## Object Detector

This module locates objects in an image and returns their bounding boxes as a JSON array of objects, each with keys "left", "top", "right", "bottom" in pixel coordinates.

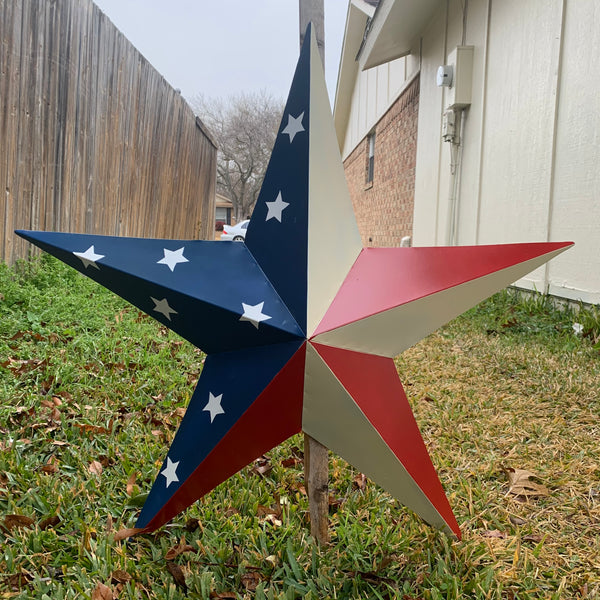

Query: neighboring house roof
[
  {"left": 215, "top": 193, "right": 233, "bottom": 208},
  {"left": 358, "top": 0, "right": 441, "bottom": 70}
]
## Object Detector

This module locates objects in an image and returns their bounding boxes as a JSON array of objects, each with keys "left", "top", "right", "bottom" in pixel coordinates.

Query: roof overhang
[
  {"left": 333, "top": 0, "right": 376, "bottom": 153},
  {"left": 358, "top": 0, "right": 441, "bottom": 70}
]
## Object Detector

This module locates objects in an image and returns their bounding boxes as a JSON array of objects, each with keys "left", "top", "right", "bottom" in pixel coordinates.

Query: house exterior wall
[
  {"left": 343, "top": 75, "right": 419, "bottom": 247},
  {"left": 413, "top": 0, "right": 600, "bottom": 304},
  {"left": 341, "top": 53, "right": 420, "bottom": 160},
  {"left": 338, "top": 0, "right": 600, "bottom": 304}
]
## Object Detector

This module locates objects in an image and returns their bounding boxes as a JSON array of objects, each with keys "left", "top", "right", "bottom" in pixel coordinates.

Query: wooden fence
[{"left": 0, "top": 0, "right": 217, "bottom": 265}]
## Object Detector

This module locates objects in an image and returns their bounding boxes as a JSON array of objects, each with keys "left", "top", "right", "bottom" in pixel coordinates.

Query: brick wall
[{"left": 343, "top": 75, "right": 419, "bottom": 247}]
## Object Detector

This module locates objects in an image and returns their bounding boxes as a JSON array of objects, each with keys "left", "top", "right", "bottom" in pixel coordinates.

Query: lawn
[{"left": 0, "top": 255, "right": 599, "bottom": 599}]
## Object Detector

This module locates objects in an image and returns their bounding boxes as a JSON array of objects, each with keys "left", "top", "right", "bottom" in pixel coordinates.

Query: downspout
[
  {"left": 444, "top": 0, "right": 469, "bottom": 246},
  {"left": 446, "top": 109, "right": 464, "bottom": 245}
]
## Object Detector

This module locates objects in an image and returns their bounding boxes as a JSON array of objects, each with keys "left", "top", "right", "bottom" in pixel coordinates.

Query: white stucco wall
[{"left": 349, "top": 0, "right": 600, "bottom": 303}]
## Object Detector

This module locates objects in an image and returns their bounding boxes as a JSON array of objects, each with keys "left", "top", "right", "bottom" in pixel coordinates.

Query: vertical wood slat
[{"left": 0, "top": 0, "right": 217, "bottom": 265}]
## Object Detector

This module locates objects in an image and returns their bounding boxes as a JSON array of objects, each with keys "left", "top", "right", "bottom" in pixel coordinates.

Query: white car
[{"left": 220, "top": 220, "right": 249, "bottom": 242}]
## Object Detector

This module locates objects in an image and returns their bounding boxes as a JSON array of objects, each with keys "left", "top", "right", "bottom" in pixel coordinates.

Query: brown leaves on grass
[
  {"left": 40, "top": 455, "right": 59, "bottom": 474},
  {"left": 1, "top": 357, "right": 48, "bottom": 375},
  {"left": 73, "top": 420, "right": 114, "bottom": 436},
  {"left": 113, "top": 527, "right": 147, "bottom": 541},
  {"left": 241, "top": 570, "right": 262, "bottom": 591},
  {"left": 3, "top": 514, "right": 35, "bottom": 531},
  {"left": 281, "top": 456, "right": 302, "bottom": 468},
  {"left": 89, "top": 460, "right": 104, "bottom": 475},
  {"left": 39, "top": 515, "right": 61, "bottom": 530},
  {"left": 110, "top": 570, "right": 132, "bottom": 585},
  {"left": 91, "top": 582, "right": 114, "bottom": 600},
  {"left": 252, "top": 455, "right": 272, "bottom": 477},
  {"left": 353, "top": 472, "right": 368, "bottom": 491},
  {"left": 165, "top": 539, "right": 196, "bottom": 560},
  {"left": 166, "top": 561, "right": 187, "bottom": 592},
  {"left": 2, "top": 513, "right": 60, "bottom": 533},
  {"left": 4, "top": 571, "right": 32, "bottom": 592},
  {"left": 126, "top": 472, "right": 137, "bottom": 496},
  {"left": 503, "top": 467, "right": 549, "bottom": 498},
  {"left": 257, "top": 504, "right": 282, "bottom": 527}
]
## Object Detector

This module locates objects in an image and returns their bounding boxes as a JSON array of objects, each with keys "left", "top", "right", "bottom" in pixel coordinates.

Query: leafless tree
[{"left": 192, "top": 91, "right": 284, "bottom": 221}]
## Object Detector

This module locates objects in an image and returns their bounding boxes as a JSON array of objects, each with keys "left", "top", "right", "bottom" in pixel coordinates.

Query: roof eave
[
  {"left": 333, "top": 0, "right": 376, "bottom": 153},
  {"left": 358, "top": 0, "right": 441, "bottom": 71}
]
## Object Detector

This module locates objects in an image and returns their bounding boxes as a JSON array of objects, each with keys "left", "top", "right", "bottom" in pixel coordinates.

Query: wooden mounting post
[
  {"left": 304, "top": 433, "right": 329, "bottom": 544},
  {"left": 299, "top": 0, "right": 329, "bottom": 545}
]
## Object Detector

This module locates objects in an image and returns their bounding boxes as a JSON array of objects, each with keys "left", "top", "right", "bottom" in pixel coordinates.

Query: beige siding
[
  {"left": 341, "top": 55, "right": 419, "bottom": 158},
  {"left": 546, "top": 0, "right": 600, "bottom": 300},
  {"left": 410, "top": 0, "right": 600, "bottom": 303}
]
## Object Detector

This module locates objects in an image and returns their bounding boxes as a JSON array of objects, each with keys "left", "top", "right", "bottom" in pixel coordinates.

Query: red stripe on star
[
  {"left": 312, "top": 343, "right": 461, "bottom": 538},
  {"left": 143, "top": 343, "right": 307, "bottom": 531},
  {"left": 314, "top": 242, "right": 573, "bottom": 336}
]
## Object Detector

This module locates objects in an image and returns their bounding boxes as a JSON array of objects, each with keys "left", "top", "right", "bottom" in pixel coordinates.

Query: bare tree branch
[{"left": 191, "top": 91, "right": 284, "bottom": 221}]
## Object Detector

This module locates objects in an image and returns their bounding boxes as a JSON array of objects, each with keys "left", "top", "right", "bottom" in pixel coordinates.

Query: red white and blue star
[{"left": 17, "top": 25, "right": 572, "bottom": 539}]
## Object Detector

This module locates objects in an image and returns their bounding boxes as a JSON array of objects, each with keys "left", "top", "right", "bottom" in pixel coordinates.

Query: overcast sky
[{"left": 93, "top": 0, "right": 348, "bottom": 105}]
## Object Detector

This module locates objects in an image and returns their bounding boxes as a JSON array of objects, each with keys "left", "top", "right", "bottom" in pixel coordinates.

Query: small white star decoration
[{"left": 157, "top": 247, "right": 188, "bottom": 272}]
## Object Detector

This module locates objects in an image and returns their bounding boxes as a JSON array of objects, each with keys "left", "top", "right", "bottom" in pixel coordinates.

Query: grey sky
[{"left": 93, "top": 0, "right": 348, "bottom": 105}]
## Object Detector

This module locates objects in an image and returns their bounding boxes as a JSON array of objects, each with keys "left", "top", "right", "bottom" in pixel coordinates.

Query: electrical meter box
[{"left": 446, "top": 46, "right": 474, "bottom": 109}]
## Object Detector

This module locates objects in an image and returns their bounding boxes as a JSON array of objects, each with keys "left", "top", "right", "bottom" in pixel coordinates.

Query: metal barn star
[{"left": 17, "top": 27, "right": 571, "bottom": 538}]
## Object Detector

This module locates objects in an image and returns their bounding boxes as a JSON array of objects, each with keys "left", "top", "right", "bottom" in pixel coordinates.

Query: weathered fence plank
[{"left": 1, "top": 0, "right": 217, "bottom": 265}]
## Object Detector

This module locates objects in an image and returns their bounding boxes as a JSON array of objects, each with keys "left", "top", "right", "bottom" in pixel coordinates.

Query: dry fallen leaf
[
  {"left": 113, "top": 527, "right": 146, "bottom": 541},
  {"left": 5, "top": 571, "right": 31, "bottom": 591},
  {"left": 40, "top": 457, "right": 59, "bottom": 474},
  {"left": 91, "top": 582, "right": 113, "bottom": 600},
  {"left": 252, "top": 456, "right": 272, "bottom": 477},
  {"left": 39, "top": 515, "right": 60, "bottom": 530},
  {"left": 89, "top": 460, "right": 103, "bottom": 475},
  {"left": 165, "top": 541, "right": 196, "bottom": 560},
  {"left": 241, "top": 571, "right": 262, "bottom": 591},
  {"left": 504, "top": 467, "right": 549, "bottom": 497},
  {"left": 111, "top": 570, "right": 132, "bottom": 584},
  {"left": 353, "top": 472, "right": 367, "bottom": 491},
  {"left": 523, "top": 533, "right": 544, "bottom": 544},
  {"left": 509, "top": 515, "right": 527, "bottom": 526},
  {"left": 481, "top": 529, "right": 507, "bottom": 539},
  {"left": 126, "top": 472, "right": 137, "bottom": 496},
  {"left": 4, "top": 514, "right": 35, "bottom": 531},
  {"left": 166, "top": 561, "right": 187, "bottom": 592}
]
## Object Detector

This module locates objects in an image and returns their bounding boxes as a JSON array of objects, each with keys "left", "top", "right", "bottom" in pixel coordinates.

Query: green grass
[{"left": 1, "top": 256, "right": 599, "bottom": 599}]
